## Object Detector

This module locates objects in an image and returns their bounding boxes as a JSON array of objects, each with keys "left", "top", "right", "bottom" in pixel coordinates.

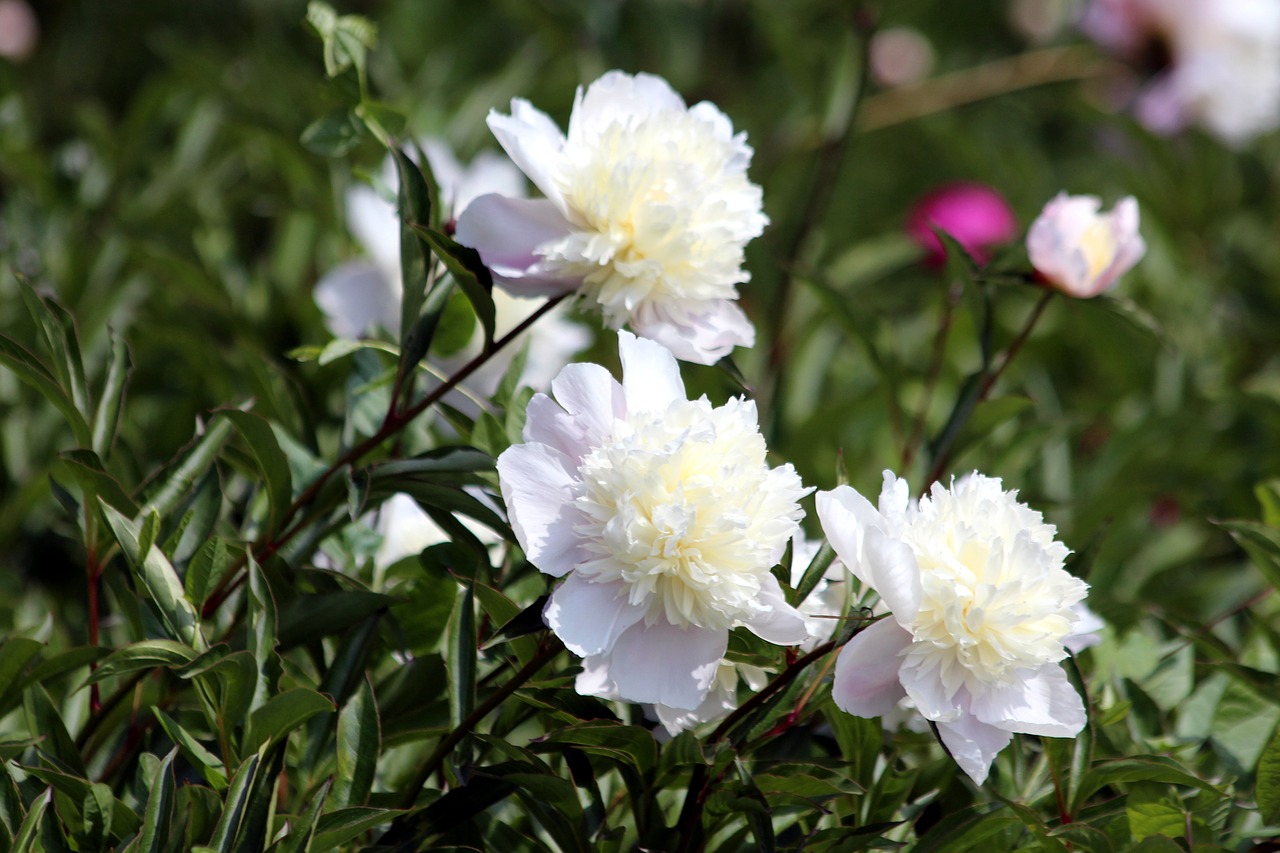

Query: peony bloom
[
  {"left": 905, "top": 183, "right": 1018, "bottom": 268},
  {"left": 314, "top": 140, "right": 590, "bottom": 392},
  {"left": 498, "top": 331, "right": 811, "bottom": 710},
  {"left": 456, "top": 71, "right": 767, "bottom": 366},
  {"left": 816, "top": 471, "right": 1089, "bottom": 785},
  {"left": 1081, "top": 0, "right": 1280, "bottom": 145},
  {"left": 1026, "top": 192, "right": 1145, "bottom": 298}
]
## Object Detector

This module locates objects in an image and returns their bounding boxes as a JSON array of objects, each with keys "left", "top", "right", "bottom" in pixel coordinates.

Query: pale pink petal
[
  {"left": 486, "top": 99, "right": 567, "bottom": 208},
  {"left": 606, "top": 621, "right": 727, "bottom": 710},
  {"left": 741, "top": 573, "right": 810, "bottom": 645},
  {"left": 630, "top": 299, "right": 755, "bottom": 366},
  {"left": 969, "top": 664, "right": 1086, "bottom": 737},
  {"left": 935, "top": 713, "right": 1013, "bottom": 785},
  {"left": 831, "top": 618, "right": 912, "bottom": 718},
  {"left": 454, "top": 194, "right": 578, "bottom": 296},
  {"left": 617, "top": 330, "right": 686, "bottom": 415},
  {"left": 495, "top": 443, "right": 586, "bottom": 576},
  {"left": 314, "top": 261, "right": 400, "bottom": 339},
  {"left": 549, "top": 362, "right": 625, "bottom": 448},
  {"left": 543, "top": 575, "right": 645, "bottom": 657},
  {"left": 521, "top": 394, "right": 585, "bottom": 461}
]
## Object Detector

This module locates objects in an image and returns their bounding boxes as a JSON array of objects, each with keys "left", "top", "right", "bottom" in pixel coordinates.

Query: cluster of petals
[
  {"left": 1081, "top": 0, "right": 1280, "bottom": 145},
  {"left": 312, "top": 140, "right": 589, "bottom": 392},
  {"left": 905, "top": 182, "right": 1018, "bottom": 268},
  {"left": 497, "top": 332, "right": 810, "bottom": 711},
  {"left": 816, "top": 471, "right": 1090, "bottom": 784},
  {"left": 1027, "top": 192, "right": 1145, "bottom": 298},
  {"left": 456, "top": 70, "right": 768, "bottom": 365}
]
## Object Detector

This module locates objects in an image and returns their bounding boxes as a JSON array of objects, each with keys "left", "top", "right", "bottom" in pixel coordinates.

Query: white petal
[
  {"left": 831, "top": 618, "right": 912, "bottom": 718},
  {"left": 815, "top": 485, "right": 884, "bottom": 589},
  {"left": 575, "top": 653, "right": 621, "bottom": 700},
  {"left": 741, "top": 573, "right": 810, "bottom": 645},
  {"left": 899, "top": 654, "right": 964, "bottom": 723},
  {"left": 617, "top": 330, "right": 686, "bottom": 415},
  {"left": 487, "top": 99, "right": 567, "bottom": 208},
  {"left": 373, "top": 493, "right": 448, "bottom": 569},
  {"left": 568, "top": 70, "right": 686, "bottom": 142},
  {"left": 454, "top": 194, "right": 578, "bottom": 296},
  {"left": 345, "top": 178, "right": 402, "bottom": 278},
  {"left": 935, "top": 713, "right": 1013, "bottom": 785},
  {"left": 606, "top": 621, "right": 727, "bottom": 710},
  {"left": 862, "top": 526, "right": 922, "bottom": 622},
  {"left": 543, "top": 575, "right": 645, "bottom": 657},
  {"left": 314, "top": 261, "right": 401, "bottom": 340},
  {"left": 969, "top": 664, "right": 1086, "bottom": 737},
  {"left": 454, "top": 150, "right": 529, "bottom": 214},
  {"left": 419, "top": 138, "right": 464, "bottom": 203},
  {"left": 549, "top": 362, "right": 624, "bottom": 449},
  {"left": 495, "top": 443, "right": 586, "bottom": 576},
  {"left": 629, "top": 299, "right": 755, "bottom": 365}
]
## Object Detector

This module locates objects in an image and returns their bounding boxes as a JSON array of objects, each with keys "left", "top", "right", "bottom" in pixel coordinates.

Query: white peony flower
[
  {"left": 652, "top": 660, "right": 771, "bottom": 735},
  {"left": 816, "top": 471, "right": 1089, "bottom": 785},
  {"left": 1082, "top": 0, "right": 1280, "bottom": 145},
  {"left": 1027, "top": 192, "right": 1145, "bottom": 298},
  {"left": 455, "top": 71, "right": 767, "bottom": 366},
  {"left": 498, "top": 331, "right": 811, "bottom": 710},
  {"left": 314, "top": 140, "right": 591, "bottom": 391}
]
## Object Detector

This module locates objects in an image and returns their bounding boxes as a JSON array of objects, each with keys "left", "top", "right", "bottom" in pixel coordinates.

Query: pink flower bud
[
  {"left": 905, "top": 182, "right": 1018, "bottom": 267},
  {"left": 1027, "top": 193, "right": 1145, "bottom": 298}
]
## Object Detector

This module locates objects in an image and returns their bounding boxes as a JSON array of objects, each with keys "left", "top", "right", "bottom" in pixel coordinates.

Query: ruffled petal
[
  {"left": 741, "top": 573, "right": 810, "bottom": 646},
  {"left": 629, "top": 298, "right": 755, "bottom": 365},
  {"left": 486, "top": 99, "right": 568, "bottom": 208},
  {"left": 606, "top": 621, "right": 727, "bottom": 710},
  {"left": 935, "top": 713, "right": 1013, "bottom": 785},
  {"left": 543, "top": 575, "right": 645, "bottom": 657},
  {"left": 495, "top": 443, "right": 586, "bottom": 576},
  {"left": 568, "top": 70, "right": 687, "bottom": 142},
  {"left": 454, "top": 194, "right": 578, "bottom": 295},
  {"left": 899, "top": 654, "right": 965, "bottom": 723},
  {"left": 617, "top": 330, "right": 686, "bottom": 415},
  {"left": 968, "top": 664, "right": 1086, "bottom": 738},
  {"left": 831, "top": 618, "right": 912, "bottom": 718}
]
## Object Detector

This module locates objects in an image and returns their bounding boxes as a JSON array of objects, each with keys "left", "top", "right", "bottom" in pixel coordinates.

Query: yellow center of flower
[
  {"left": 1078, "top": 219, "right": 1118, "bottom": 282},
  {"left": 572, "top": 398, "right": 805, "bottom": 630}
]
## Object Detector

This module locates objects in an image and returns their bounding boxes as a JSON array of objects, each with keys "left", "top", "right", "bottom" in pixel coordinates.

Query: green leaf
[
  {"left": 10, "top": 788, "right": 50, "bottom": 853},
  {"left": 418, "top": 226, "right": 496, "bottom": 348},
  {"left": 792, "top": 540, "right": 837, "bottom": 606},
  {"left": 81, "top": 782, "right": 115, "bottom": 849},
  {"left": 313, "top": 807, "right": 406, "bottom": 851},
  {"left": 0, "top": 638, "right": 44, "bottom": 709},
  {"left": 135, "top": 748, "right": 177, "bottom": 853},
  {"left": 1126, "top": 782, "right": 1188, "bottom": 843},
  {"left": 304, "top": 1, "right": 376, "bottom": 80},
  {"left": 1257, "top": 480, "right": 1280, "bottom": 529},
  {"left": 1078, "top": 757, "right": 1220, "bottom": 804},
  {"left": 220, "top": 409, "right": 294, "bottom": 536},
  {"left": 57, "top": 449, "right": 138, "bottom": 518},
  {"left": 535, "top": 722, "right": 658, "bottom": 776},
  {"left": 23, "top": 682, "right": 86, "bottom": 777},
  {"left": 185, "top": 537, "right": 230, "bottom": 610},
  {"left": 242, "top": 688, "right": 334, "bottom": 755},
  {"left": 98, "top": 502, "right": 205, "bottom": 650},
  {"left": 203, "top": 751, "right": 262, "bottom": 853},
  {"left": 0, "top": 760, "right": 23, "bottom": 844},
  {"left": 140, "top": 418, "right": 233, "bottom": 520},
  {"left": 246, "top": 558, "right": 280, "bottom": 715},
  {"left": 175, "top": 646, "right": 258, "bottom": 730},
  {"left": 85, "top": 639, "right": 199, "bottom": 685},
  {"left": 1258, "top": 725, "right": 1280, "bottom": 824},
  {"left": 392, "top": 147, "right": 433, "bottom": 356},
  {"left": 276, "top": 591, "right": 398, "bottom": 650},
  {"left": 333, "top": 676, "right": 380, "bottom": 809},
  {"left": 0, "top": 333, "right": 93, "bottom": 447},
  {"left": 269, "top": 778, "right": 330, "bottom": 853},
  {"left": 447, "top": 583, "right": 477, "bottom": 732},
  {"left": 18, "top": 765, "right": 141, "bottom": 840},
  {"left": 152, "top": 708, "right": 227, "bottom": 789},
  {"left": 300, "top": 110, "right": 364, "bottom": 157},
  {"left": 91, "top": 328, "right": 131, "bottom": 457}
]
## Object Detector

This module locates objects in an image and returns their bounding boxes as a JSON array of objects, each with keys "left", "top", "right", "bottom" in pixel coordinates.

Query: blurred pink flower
[
  {"left": 905, "top": 182, "right": 1018, "bottom": 267},
  {"left": 0, "top": 0, "right": 37, "bottom": 63},
  {"left": 1027, "top": 192, "right": 1145, "bottom": 298},
  {"left": 1081, "top": 0, "right": 1280, "bottom": 145}
]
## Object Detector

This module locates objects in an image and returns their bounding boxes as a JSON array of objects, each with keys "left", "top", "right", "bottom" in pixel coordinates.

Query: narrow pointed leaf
[
  {"left": 141, "top": 418, "right": 233, "bottom": 520},
  {"left": 91, "top": 328, "right": 132, "bottom": 456},
  {"left": 220, "top": 410, "right": 294, "bottom": 535},
  {"left": 242, "top": 689, "right": 335, "bottom": 755},
  {"left": 136, "top": 748, "right": 177, "bottom": 853},
  {"left": 333, "top": 676, "right": 379, "bottom": 809}
]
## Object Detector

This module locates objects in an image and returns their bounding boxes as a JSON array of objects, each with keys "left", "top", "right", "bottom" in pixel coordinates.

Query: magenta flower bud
[{"left": 905, "top": 182, "right": 1019, "bottom": 268}]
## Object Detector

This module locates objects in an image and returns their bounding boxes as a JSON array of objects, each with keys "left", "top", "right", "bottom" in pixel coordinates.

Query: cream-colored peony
[
  {"left": 456, "top": 71, "right": 767, "bottom": 365},
  {"left": 498, "top": 332, "right": 810, "bottom": 710},
  {"left": 817, "top": 471, "right": 1089, "bottom": 785}
]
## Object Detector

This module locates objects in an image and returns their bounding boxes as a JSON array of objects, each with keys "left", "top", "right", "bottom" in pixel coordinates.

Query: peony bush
[{"left": 2, "top": 1, "right": 1280, "bottom": 850}]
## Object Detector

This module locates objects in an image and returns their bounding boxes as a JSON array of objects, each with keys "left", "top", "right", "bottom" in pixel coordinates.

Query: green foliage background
[{"left": 2, "top": 0, "right": 1280, "bottom": 849}]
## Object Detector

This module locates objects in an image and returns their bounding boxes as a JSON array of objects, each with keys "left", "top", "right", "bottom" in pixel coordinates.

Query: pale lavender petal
[
  {"left": 487, "top": 99, "right": 568, "bottom": 208},
  {"left": 969, "top": 664, "right": 1086, "bottom": 737},
  {"left": 629, "top": 298, "right": 755, "bottom": 366},
  {"left": 314, "top": 261, "right": 400, "bottom": 339},
  {"left": 831, "top": 618, "right": 912, "bottom": 718},
  {"left": 495, "top": 443, "right": 586, "bottom": 576},
  {"left": 935, "top": 713, "right": 1013, "bottom": 785},
  {"left": 575, "top": 653, "right": 621, "bottom": 700},
  {"left": 607, "top": 621, "right": 727, "bottom": 710},
  {"left": 617, "top": 330, "right": 686, "bottom": 415},
  {"left": 543, "top": 575, "right": 645, "bottom": 657},
  {"left": 863, "top": 526, "right": 922, "bottom": 622},
  {"left": 548, "top": 362, "right": 625, "bottom": 453},
  {"left": 741, "top": 573, "right": 810, "bottom": 645},
  {"left": 815, "top": 485, "right": 885, "bottom": 589},
  {"left": 454, "top": 194, "right": 578, "bottom": 296}
]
